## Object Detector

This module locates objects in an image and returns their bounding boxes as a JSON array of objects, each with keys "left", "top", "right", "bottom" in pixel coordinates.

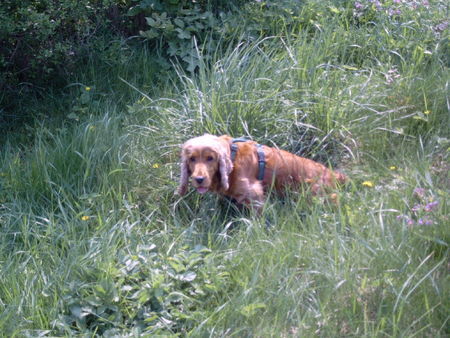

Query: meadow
[{"left": 0, "top": 0, "right": 448, "bottom": 336}]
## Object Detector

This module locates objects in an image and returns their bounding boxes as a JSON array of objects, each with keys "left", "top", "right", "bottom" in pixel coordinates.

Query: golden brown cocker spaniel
[{"left": 177, "top": 134, "right": 347, "bottom": 210}]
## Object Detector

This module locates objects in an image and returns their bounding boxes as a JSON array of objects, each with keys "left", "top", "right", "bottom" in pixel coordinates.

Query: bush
[
  {"left": 0, "top": 0, "right": 249, "bottom": 124},
  {"left": 0, "top": 0, "right": 129, "bottom": 104},
  {"left": 128, "top": 0, "right": 245, "bottom": 72},
  {"left": 54, "top": 244, "right": 228, "bottom": 335}
]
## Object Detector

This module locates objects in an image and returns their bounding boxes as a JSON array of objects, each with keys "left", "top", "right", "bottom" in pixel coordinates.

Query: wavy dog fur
[{"left": 177, "top": 134, "right": 347, "bottom": 210}]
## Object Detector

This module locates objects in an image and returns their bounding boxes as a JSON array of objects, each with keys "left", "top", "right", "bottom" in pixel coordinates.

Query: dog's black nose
[{"left": 195, "top": 177, "right": 204, "bottom": 184}]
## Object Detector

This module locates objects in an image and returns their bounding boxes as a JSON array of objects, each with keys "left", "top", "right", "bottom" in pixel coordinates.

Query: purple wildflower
[
  {"left": 354, "top": 1, "right": 364, "bottom": 9},
  {"left": 418, "top": 218, "right": 433, "bottom": 226},
  {"left": 385, "top": 68, "right": 400, "bottom": 84},
  {"left": 434, "top": 21, "right": 449, "bottom": 33},
  {"left": 424, "top": 200, "right": 439, "bottom": 212},
  {"left": 397, "top": 214, "right": 414, "bottom": 225},
  {"left": 413, "top": 188, "right": 426, "bottom": 198},
  {"left": 411, "top": 204, "right": 422, "bottom": 212}
]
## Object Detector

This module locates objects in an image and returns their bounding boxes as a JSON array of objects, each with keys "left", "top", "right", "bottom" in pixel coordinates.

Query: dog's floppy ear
[
  {"left": 177, "top": 147, "right": 189, "bottom": 196},
  {"left": 217, "top": 139, "right": 233, "bottom": 191}
]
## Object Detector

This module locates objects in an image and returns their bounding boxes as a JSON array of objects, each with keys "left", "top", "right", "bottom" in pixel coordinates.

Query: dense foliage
[
  {"left": 0, "top": 0, "right": 121, "bottom": 88},
  {"left": 0, "top": 0, "right": 247, "bottom": 120}
]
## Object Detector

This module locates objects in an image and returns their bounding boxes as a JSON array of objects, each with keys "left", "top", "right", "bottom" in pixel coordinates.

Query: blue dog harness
[{"left": 230, "top": 138, "right": 266, "bottom": 181}]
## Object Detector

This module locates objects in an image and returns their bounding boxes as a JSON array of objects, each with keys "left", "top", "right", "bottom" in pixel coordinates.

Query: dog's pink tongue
[{"left": 197, "top": 187, "right": 208, "bottom": 194}]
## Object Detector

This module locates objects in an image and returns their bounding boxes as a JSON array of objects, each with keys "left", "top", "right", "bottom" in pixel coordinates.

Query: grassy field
[{"left": 0, "top": 1, "right": 449, "bottom": 336}]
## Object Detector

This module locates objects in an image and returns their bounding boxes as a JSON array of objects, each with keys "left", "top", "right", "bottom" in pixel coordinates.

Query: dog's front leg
[{"left": 232, "top": 178, "right": 265, "bottom": 214}]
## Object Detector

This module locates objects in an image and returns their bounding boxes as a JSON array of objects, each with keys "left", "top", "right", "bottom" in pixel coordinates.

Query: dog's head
[
  {"left": 177, "top": 134, "right": 233, "bottom": 195},
  {"left": 178, "top": 134, "right": 233, "bottom": 195}
]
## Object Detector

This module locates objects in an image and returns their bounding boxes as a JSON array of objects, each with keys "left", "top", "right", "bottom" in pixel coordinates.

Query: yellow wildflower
[
  {"left": 81, "top": 216, "right": 90, "bottom": 221},
  {"left": 85, "top": 86, "right": 91, "bottom": 91},
  {"left": 362, "top": 181, "right": 374, "bottom": 188},
  {"left": 152, "top": 163, "right": 160, "bottom": 169},
  {"left": 389, "top": 166, "right": 397, "bottom": 171},
  {"left": 424, "top": 110, "right": 431, "bottom": 115}
]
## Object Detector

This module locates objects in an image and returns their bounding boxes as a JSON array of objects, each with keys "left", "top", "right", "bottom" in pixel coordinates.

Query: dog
[{"left": 177, "top": 134, "right": 347, "bottom": 211}]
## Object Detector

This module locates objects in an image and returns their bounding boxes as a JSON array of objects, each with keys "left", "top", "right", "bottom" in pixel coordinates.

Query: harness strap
[
  {"left": 230, "top": 138, "right": 265, "bottom": 181},
  {"left": 230, "top": 138, "right": 247, "bottom": 162},
  {"left": 256, "top": 144, "right": 265, "bottom": 181}
]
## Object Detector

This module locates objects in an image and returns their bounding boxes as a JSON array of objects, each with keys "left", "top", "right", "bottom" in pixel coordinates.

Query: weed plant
[{"left": 0, "top": 0, "right": 448, "bottom": 336}]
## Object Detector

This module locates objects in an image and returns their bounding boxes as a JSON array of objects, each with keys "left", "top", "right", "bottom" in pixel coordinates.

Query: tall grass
[{"left": 0, "top": 0, "right": 448, "bottom": 336}]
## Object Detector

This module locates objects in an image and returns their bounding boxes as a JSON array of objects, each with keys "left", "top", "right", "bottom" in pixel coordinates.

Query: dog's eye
[
  {"left": 206, "top": 156, "right": 214, "bottom": 162},
  {"left": 190, "top": 157, "right": 196, "bottom": 162}
]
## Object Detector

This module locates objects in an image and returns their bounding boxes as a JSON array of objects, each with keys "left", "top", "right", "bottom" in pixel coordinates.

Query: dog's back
[{"left": 261, "top": 145, "right": 347, "bottom": 194}]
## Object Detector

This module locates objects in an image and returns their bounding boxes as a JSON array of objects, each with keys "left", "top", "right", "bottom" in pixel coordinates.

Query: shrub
[
  {"left": 55, "top": 244, "right": 228, "bottom": 335},
  {"left": 0, "top": 0, "right": 130, "bottom": 106},
  {"left": 129, "top": 0, "right": 250, "bottom": 72}
]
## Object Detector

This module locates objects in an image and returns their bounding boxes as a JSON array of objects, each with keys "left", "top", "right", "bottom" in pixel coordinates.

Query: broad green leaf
[
  {"left": 140, "top": 29, "right": 159, "bottom": 39},
  {"left": 168, "top": 257, "right": 185, "bottom": 273},
  {"left": 145, "top": 17, "right": 156, "bottom": 27},
  {"left": 174, "top": 18, "right": 184, "bottom": 28},
  {"left": 179, "top": 271, "right": 196, "bottom": 282},
  {"left": 67, "top": 113, "right": 78, "bottom": 120},
  {"left": 176, "top": 28, "right": 191, "bottom": 39}
]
